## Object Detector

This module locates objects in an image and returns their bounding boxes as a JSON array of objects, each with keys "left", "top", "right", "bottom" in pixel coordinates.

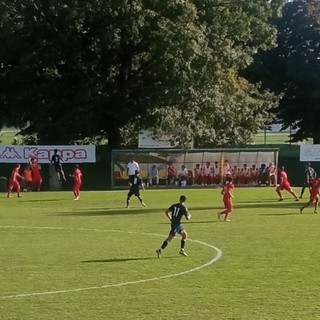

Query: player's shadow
[
  {"left": 158, "top": 220, "right": 219, "bottom": 225},
  {"left": 18, "top": 199, "right": 66, "bottom": 202},
  {"left": 57, "top": 208, "right": 162, "bottom": 216},
  {"left": 82, "top": 256, "right": 179, "bottom": 263},
  {"left": 261, "top": 212, "right": 301, "bottom": 216},
  {"left": 190, "top": 201, "right": 301, "bottom": 211},
  {"left": 235, "top": 201, "right": 301, "bottom": 209},
  {"left": 188, "top": 220, "right": 220, "bottom": 224}
]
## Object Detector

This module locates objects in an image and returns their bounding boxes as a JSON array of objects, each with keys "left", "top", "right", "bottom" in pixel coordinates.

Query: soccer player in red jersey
[
  {"left": 70, "top": 164, "right": 82, "bottom": 200},
  {"left": 29, "top": 157, "right": 43, "bottom": 191},
  {"left": 276, "top": 166, "right": 299, "bottom": 201},
  {"left": 7, "top": 164, "right": 24, "bottom": 198},
  {"left": 300, "top": 177, "right": 320, "bottom": 213},
  {"left": 218, "top": 176, "right": 234, "bottom": 222}
]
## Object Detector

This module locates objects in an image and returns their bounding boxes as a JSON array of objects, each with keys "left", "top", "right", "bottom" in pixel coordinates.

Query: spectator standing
[{"left": 127, "top": 158, "right": 140, "bottom": 184}]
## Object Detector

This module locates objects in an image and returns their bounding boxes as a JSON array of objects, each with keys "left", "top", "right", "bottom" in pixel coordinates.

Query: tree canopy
[
  {"left": 245, "top": 0, "right": 320, "bottom": 144},
  {"left": 0, "top": 0, "right": 285, "bottom": 147}
]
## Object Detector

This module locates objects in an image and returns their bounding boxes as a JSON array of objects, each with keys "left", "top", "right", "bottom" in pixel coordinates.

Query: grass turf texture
[{"left": 1, "top": 188, "right": 320, "bottom": 320}]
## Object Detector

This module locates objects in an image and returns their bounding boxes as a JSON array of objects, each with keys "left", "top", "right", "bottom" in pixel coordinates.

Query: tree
[
  {"left": 135, "top": 0, "right": 285, "bottom": 147},
  {"left": 0, "top": 0, "right": 284, "bottom": 147},
  {"left": 244, "top": 0, "right": 320, "bottom": 144}
]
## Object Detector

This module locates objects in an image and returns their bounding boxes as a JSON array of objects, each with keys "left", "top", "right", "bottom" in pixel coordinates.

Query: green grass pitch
[{"left": 1, "top": 187, "right": 320, "bottom": 320}]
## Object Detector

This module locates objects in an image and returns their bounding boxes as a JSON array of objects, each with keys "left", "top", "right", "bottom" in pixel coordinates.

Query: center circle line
[{"left": 0, "top": 225, "right": 223, "bottom": 300}]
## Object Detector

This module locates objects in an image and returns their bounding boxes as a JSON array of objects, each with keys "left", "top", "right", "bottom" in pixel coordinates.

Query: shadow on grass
[
  {"left": 18, "top": 199, "right": 67, "bottom": 202},
  {"left": 192, "top": 200, "right": 301, "bottom": 211},
  {"left": 82, "top": 256, "right": 180, "bottom": 263},
  {"left": 158, "top": 220, "right": 220, "bottom": 225},
  {"left": 56, "top": 208, "right": 161, "bottom": 216},
  {"left": 261, "top": 212, "right": 301, "bottom": 216},
  {"left": 54, "top": 201, "right": 302, "bottom": 217},
  {"left": 234, "top": 201, "right": 301, "bottom": 209}
]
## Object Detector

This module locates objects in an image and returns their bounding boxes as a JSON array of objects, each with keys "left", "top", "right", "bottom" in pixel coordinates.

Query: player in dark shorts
[
  {"left": 50, "top": 149, "right": 66, "bottom": 182},
  {"left": 156, "top": 195, "right": 191, "bottom": 258},
  {"left": 300, "top": 163, "right": 317, "bottom": 198},
  {"left": 126, "top": 170, "right": 146, "bottom": 208}
]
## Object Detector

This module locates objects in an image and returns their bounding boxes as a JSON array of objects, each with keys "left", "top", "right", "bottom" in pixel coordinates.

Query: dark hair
[
  {"left": 54, "top": 149, "right": 58, "bottom": 153},
  {"left": 180, "top": 195, "right": 187, "bottom": 202}
]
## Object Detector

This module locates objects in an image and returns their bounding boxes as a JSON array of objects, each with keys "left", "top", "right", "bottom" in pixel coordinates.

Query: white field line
[{"left": 0, "top": 226, "right": 223, "bottom": 300}]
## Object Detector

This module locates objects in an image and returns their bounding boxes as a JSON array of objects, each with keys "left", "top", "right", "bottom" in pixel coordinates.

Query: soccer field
[{"left": 1, "top": 188, "right": 320, "bottom": 320}]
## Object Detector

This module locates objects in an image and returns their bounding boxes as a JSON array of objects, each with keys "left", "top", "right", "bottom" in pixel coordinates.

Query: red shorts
[
  {"left": 310, "top": 193, "right": 319, "bottom": 202},
  {"left": 223, "top": 198, "right": 233, "bottom": 211},
  {"left": 74, "top": 182, "right": 81, "bottom": 190},
  {"left": 9, "top": 180, "right": 20, "bottom": 189},
  {"left": 279, "top": 182, "right": 291, "bottom": 191}
]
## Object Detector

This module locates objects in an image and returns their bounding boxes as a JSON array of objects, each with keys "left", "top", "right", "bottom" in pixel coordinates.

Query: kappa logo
[
  {"left": 0, "top": 146, "right": 88, "bottom": 162},
  {"left": 0, "top": 147, "right": 21, "bottom": 159},
  {"left": 24, "top": 147, "right": 87, "bottom": 161}
]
